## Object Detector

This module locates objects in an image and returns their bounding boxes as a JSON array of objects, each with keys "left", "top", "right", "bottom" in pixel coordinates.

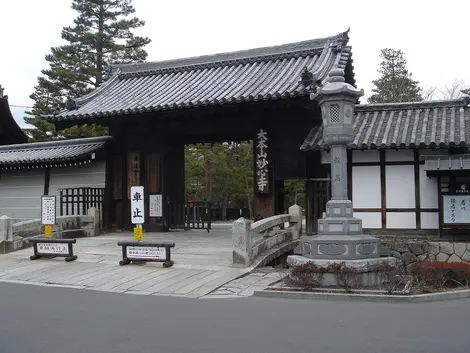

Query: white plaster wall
[
  {"left": 352, "top": 166, "right": 381, "bottom": 208},
  {"left": 387, "top": 212, "right": 416, "bottom": 228},
  {"left": 421, "top": 212, "right": 439, "bottom": 229},
  {"left": 0, "top": 169, "right": 45, "bottom": 219},
  {"left": 353, "top": 212, "right": 382, "bottom": 228},
  {"left": 352, "top": 150, "right": 379, "bottom": 163},
  {"left": 385, "top": 149, "right": 414, "bottom": 162},
  {"left": 419, "top": 165, "right": 438, "bottom": 208},
  {"left": 385, "top": 165, "right": 415, "bottom": 208},
  {"left": 321, "top": 151, "right": 330, "bottom": 164}
]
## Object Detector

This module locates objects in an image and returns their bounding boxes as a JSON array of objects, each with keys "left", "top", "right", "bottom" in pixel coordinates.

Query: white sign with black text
[
  {"left": 41, "top": 195, "right": 56, "bottom": 225},
  {"left": 443, "top": 195, "right": 470, "bottom": 224},
  {"left": 37, "top": 242, "right": 69, "bottom": 255},
  {"left": 130, "top": 186, "right": 145, "bottom": 224},
  {"left": 149, "top": 194, "right": 163, "bottom": 217},
  {"left": 126, "top": 246, "right": 166, "bottom": 259}
]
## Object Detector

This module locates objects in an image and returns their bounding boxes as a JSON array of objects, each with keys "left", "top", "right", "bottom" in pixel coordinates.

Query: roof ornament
[
  {"left": 300, "top": 67, "right": 322, "bottom": 93},
  {"left": 65, "top": 97, "right": 77, "bottom": 111}
]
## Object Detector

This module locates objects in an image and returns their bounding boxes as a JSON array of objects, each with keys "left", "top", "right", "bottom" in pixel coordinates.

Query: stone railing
[
  {"left": 232, "top": 205, "right": 302, "bottom": 266},
  {"left": 0, "top": 207, "right": 100, "bottom": 254}
]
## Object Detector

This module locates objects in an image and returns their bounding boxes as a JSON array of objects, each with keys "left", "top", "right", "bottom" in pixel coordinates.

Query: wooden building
[
  {"left": 302, "top": 96, "right": 470, "bottom": 236},
  {"left": 38, "top": 28, "right": 469, "bottom": 237},
  {"left": 44, "top": 30, "right": 354, "bottom": 232}
]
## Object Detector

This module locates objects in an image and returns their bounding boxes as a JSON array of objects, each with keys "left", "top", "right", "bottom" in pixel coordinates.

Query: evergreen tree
[
  {"left": 368, "top": 49, "right": 423, "bottom": 103},
  {"left": 25, "top": 0, "right": 151, "bottom": 141},
  {"left": 0, "top": 84, "right": 4, "bottom": 98}
]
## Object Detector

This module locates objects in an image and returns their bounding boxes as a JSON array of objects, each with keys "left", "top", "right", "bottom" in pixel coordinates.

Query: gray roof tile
[
  {"left": 0, "top": 136, "right": 111, "bottom": 167},
  {"left": 301, "top": 97, "right": 470, "bottom": 151},
  {"left": 45, "top": 31, "right": 353, "bottom": 121}
]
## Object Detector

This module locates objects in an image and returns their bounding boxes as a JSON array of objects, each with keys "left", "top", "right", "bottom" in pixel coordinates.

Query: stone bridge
[{"left": 232, "top": 205, "right": 302, "bottom": 268}]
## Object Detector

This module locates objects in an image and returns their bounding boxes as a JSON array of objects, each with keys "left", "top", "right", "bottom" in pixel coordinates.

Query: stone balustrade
[
  {"left": 0, "top": 207, "right": 100, "bottom": 253},
  {"left": 232, "top": 205, "right": 302, "bottom": 266}
]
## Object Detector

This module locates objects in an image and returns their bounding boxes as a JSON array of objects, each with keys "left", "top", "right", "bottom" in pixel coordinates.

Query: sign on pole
[
  {"left": 41, "top": 196, "right": 56, "bottom": 225},
  {"left": 130, "top": 186, "right": 145, "bottom": 241},
  {"left": 41, "top": 195, "right": 56, "bottom": 239},
  {"left": 130, "top": 186, "right": 145, "bottom": 224}
]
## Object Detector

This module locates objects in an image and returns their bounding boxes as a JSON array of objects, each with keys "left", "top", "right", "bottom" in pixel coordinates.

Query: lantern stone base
[
  {"left": 286, "top": 255, "right": 397, "bottom": 287},
  {"left": 296, "top": 234, "right": 382, "bottom": 260}
]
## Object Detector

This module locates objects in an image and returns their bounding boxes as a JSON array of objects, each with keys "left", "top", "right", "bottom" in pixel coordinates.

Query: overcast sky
[{"left": 1, "top": 0, "right": 469, "bottom": 127}]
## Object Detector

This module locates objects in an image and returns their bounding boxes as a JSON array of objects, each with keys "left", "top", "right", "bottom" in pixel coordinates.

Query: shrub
[
  {"left": 326, "top": 262, "right": 361, "bottom": 291},
  {"left": 290, "top": 262, "right": 326, "bottom": 290},
  {"left": 410, "top": 261, "right": 470, "bottom": 290},
  {"left": 372, "top": 262, "right": 407, "bottom": 294}
]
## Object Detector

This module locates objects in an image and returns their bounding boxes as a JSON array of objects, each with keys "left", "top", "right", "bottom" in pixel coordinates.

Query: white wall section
[
  {"left": 385, "top": 165, "right": 415, "bottom": 208},
  {"left": 354, "top": 212, "right": 381, "bottom": 228},
  {"left": 352, "top": 150, "right": 379, "bottom": 163},
  {"left": 387, "top": 212, "right": 416, "bottom": 228},
  {"left": 419, "top": 165, "right": 438, "bottom": 208},
  {"left": 352, "top": 166, "right": 381, "bottom": 208}
]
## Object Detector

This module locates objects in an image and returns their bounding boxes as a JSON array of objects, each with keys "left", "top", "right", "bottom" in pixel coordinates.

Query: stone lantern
[{"left": 291, "top": 68, "right": 387, "bottom": 262}]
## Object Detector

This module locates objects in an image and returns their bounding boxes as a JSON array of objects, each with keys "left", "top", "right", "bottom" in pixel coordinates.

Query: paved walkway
[{"left": 0, "top": 227, "right": 286, "bottom": 298}]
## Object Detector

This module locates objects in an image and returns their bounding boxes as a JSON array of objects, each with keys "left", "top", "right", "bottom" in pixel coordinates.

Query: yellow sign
[
  {"left": 134, "top": 227, "right": 143, "bottom": 241},
  {"left": 44, "top": 225, "right": 53, "bottom": 238}
]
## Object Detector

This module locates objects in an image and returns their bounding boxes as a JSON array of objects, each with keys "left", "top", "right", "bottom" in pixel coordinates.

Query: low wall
[
  {"left": 0, "top": 208, "right": 100, "bottom": 253},
  {"left": 382, "top": 238, "right": 470, "bottom": 266}
]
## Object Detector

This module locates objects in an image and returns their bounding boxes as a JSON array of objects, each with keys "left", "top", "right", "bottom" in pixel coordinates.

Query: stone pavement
[{"left": 0, "top": 227, "right": 287, "bottom": 298}]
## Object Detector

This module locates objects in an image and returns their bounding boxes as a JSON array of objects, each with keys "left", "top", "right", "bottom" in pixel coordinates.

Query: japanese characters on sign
[
  {"left": 255, "top": 128, "right": 269, "bottom": 194},
  {"left": 41, "top": 195, "right": 56, "bottom": 225},
  {"left": 130, "top": 186, "right": 145, "bottom": 224},
  {"left": 443, "top": 195, "right": 470, "bottom": 224},
  {"left": 126, "top": 246, "right": 166, "bottom": 259},
  {"left": 37, "top": 242, "right": 69, "bottom": 255},
  {"left": 127, "top": 152, "right": 140, "bottom": 199},
  {"left": 149, "top": 194, "right": 163, "bottom": 217}
]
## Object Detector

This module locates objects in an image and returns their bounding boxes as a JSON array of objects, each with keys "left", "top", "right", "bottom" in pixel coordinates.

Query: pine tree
[
  {"left": 25, "top": 0, "right": 151, "bottom": 141},
  {"left": 0, "top": 84, "right": 5, "bottom": 98},
  {"left": 368, "top": 49, "right": 423, "bottom": 103}
]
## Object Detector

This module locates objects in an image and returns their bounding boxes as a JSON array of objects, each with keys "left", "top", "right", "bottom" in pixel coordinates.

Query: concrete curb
[{"left": 253, "top": 288, "right": 470, "bottom": 303}]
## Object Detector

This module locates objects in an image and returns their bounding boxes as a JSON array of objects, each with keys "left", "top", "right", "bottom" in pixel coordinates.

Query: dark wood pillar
[{"left": 162, "top": 144, "right": 185, "bottom": 231}]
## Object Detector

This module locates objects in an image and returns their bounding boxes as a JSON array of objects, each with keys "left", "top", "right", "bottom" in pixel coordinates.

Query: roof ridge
[
  {"left": 0, "top": 136, "right": 112, "bottom": 152},
  {"left": 355, "top": 97, "right": 470, "bottom": 111},
  {"left": 112, "top": 30, "right": 349, "bottom": 78}
]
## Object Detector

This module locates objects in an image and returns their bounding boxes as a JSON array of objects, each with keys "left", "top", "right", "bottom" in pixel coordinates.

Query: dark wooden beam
[
  {"left": 414, "top": 149, "right": 421, "bottom": 229},
  {"left": 380, "top": 149, "right": 386, "bottom": 229},
  {"left": 437, "top": 176, "right": 443, "bottom": 238},
  {"left": 43, "top": 168, "right": 51, "bottom": 195}
]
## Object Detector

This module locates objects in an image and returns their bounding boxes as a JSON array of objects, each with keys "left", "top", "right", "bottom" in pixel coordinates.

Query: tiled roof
[
  {"left": 301, "top": 97, "right": 470, "bottom": 151},
  {"left": 0, "top": 136, "right": 111, "bottom": 168},
  {"left": 45, "top": 30, "right": 354, "bottom": 122}
]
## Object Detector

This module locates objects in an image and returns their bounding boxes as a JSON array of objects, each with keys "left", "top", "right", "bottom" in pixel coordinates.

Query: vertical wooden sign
[
  {"left": 113, "top": 155, "right": 123, "bottom": 200},
  {"left": 255, "top": 129, "right": 269, "bottom": 194},
  {"left": 127, "top": 152, "right": 140, "bottom": 199}
]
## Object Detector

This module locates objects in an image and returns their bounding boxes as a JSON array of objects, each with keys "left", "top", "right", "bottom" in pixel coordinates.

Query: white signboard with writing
[
  {"left": 149, "top": 194, "right": 163, "bottom": 217},
  {"left": 37, "top": 242, "right": 69, "bottom": 255},
  {"left": 130, "top": 186, "right": 145, "bottom": 224},
  {"left": 443, "top": 195, "right": 470, "bottom": 224},
  {"left": 41, "top": 195, "right": 56, "bottom": 225},
  {"left": 126, "top": 246, "right": 166, "bottom": 259}
]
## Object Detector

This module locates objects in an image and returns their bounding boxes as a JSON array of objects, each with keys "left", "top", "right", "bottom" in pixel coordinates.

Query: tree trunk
[
  {"left": 95, "top": 0, "right": 105, "bottom": 87},
  {"left": 221, "top": 143, "right": 235, "bottom": 221}
]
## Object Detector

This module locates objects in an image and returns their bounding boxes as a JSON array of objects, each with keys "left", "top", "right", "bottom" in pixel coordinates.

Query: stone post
[
  {"left": 88, "top": 207, "right": 101, "bottom": 237},
  {"left": 288, "top": 204, "right": 303, "bottom": 240},
  {"left": 232, "top": 217, "right": 253, "bottom": 265},
  {"left": 0, "top": 215, "right": 12, "bottom": 254}
]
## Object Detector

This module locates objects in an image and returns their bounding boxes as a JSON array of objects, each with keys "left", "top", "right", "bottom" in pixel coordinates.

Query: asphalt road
[{"left": 0, "top": 282, "right": 469, "bottom": 353}]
